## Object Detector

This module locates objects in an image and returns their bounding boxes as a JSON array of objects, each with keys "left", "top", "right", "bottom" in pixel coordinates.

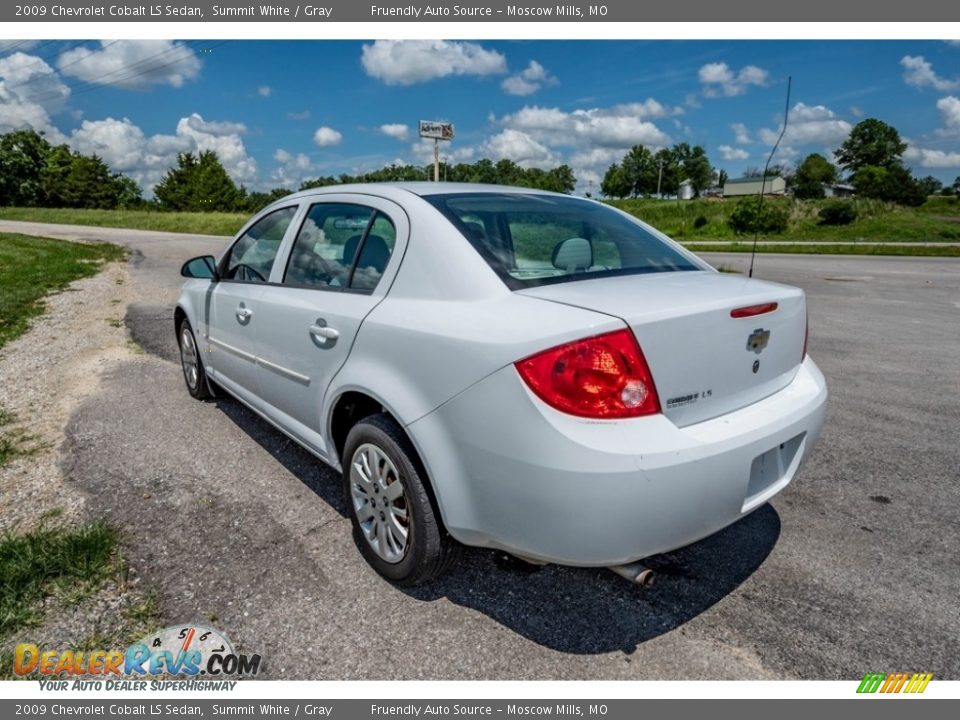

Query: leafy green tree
[
  {"left": 716, "top": 169, "right": 729, "bottom": 189},
  {"left": 155, "top": 151, "right": 242, "bottom": 211},
  {"left": 836, "top": 119, "right": 907, "bottom": 173},
  {"left": 654, "top": 148, "right": 679, "bottom": 196},
  {"left": 601, "top": 163, "right": 631, "bottom": 199},
  {"left": 850, "top": 164, "right": 925, "bottom": 206},
  {"left": 915, "top": 176, "right": 942, "bottom": 197},
  {"left": 0, "top": 129, "right": 53, "bottom": 206},
  {"left": 621, "top": 145, "right": 657, "bottom": 197},
  {"left": 793, "top": 153, "right": 839, "bottom": 199},
  {"left": 676, "top": 144, "right": 713, "bottom": 197}
]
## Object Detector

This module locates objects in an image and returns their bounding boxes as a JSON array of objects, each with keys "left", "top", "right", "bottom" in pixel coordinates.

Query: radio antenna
[{"left": 748, "top": 75, "right": 792, "bottom": 279}]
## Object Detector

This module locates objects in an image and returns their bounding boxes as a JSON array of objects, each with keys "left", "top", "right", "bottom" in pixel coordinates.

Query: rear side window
[
  {"left": 222, "top": 206, "right": 297, "bottom": 283},
  {"left": 423, "top": 193, "right": 700, "bottom": 289},
  {"left": 283, "top": 203, "right": 396, "bottom": 292}
]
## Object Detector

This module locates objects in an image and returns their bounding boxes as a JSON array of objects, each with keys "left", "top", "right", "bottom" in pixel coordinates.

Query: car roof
[{"left": 273, "top": 182, "right": 570, "bottom": 204}]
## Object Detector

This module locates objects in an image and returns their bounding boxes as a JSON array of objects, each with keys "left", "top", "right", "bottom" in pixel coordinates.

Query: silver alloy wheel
[
  {"left": 350, "top": 442, "right": 410, "bottom": 563},
  {"left": 179, "top": 325, "right": 200, "bottom": 391}
]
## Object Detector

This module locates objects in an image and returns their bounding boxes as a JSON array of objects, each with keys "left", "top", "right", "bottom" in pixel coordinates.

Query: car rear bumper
[{"left": 407, "top": 357, "right": 828, "bottom": 566}]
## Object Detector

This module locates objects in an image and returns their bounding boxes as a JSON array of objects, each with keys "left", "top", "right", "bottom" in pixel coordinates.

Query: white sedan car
[{"left": 176, "top": 183, "right": 827, "bottom": 585}]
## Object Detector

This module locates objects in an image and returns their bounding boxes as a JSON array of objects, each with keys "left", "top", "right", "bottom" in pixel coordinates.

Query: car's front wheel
[
  {"left": 177, "top": 319, "right": 211, "bottom": 400},
  {"left": 342, "top": 414, "right": 461, "bottom": 585}
]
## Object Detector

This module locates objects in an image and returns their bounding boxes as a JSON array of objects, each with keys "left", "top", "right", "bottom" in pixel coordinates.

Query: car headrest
[
  {"left": 552, "top": 237, "right": 593, "bottom": 272},
  {"left": 356, "top": 235, "right": 391, "bottom": 273}
]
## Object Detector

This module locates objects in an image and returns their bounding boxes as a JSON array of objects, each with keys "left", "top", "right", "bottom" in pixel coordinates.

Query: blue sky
[{"left": 1, "top": 39, "right": 958, "bottom": 194}]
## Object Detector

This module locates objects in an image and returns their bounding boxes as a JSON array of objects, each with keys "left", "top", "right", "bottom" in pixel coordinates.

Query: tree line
[
  {"left": 0, "top": 128, "right": 577, "bottom": 214},
  {"left": 600, "top": 142, "right": 716, "bottom": 199}
]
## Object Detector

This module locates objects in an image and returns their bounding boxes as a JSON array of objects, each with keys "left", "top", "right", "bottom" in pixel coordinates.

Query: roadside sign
[{"left": 418, "top": 121, "right": 454, "bottom": 140}]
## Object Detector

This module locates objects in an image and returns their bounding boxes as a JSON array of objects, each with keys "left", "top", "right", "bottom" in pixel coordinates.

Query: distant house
[
  {"left": 824, "top": 183, "right": 855, "bottom": 198},
  {"left": 723, "top": 176, "right": 787, "bottom": 197}
]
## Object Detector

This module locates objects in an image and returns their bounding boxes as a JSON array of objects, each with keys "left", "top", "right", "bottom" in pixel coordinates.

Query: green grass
[
  {"left": 0, "top": 521, "right": 118, "bottom": 637},
  {"left": 0, "top": 408, "right": 42, "bottom": 468},
  {"left": 684, "top": 242, "right": 960, "bottom": 256},
  {"left": 609, "top": 196, "right": 960, "bottom": 242},
  {"left": 0, "top": 207, "right": 245, "bottom": 236},
  {"left": 0, "top": 232, "right": 125, "bottom": 349}
]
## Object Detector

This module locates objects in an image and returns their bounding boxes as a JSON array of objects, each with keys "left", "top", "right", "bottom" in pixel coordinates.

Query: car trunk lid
[{"left": 517, "top": 270, "right": 806, "bottom": 427}]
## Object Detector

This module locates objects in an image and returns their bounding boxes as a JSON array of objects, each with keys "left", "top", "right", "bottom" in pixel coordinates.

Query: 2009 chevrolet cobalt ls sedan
[{"left": 176, "top": 183, "right": 827, "bottom": 585}]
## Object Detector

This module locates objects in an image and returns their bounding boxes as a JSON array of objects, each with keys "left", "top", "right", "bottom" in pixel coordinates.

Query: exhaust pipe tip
[{"left": 609, "top": 562, "right": 656, "bottom": 587}]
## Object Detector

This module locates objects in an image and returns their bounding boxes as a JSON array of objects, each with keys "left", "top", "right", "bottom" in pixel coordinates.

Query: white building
[{"left": 723, "top": 176, "right": 787, "bottom": 197}]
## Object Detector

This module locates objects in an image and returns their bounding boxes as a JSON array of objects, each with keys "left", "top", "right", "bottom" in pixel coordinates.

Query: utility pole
[{"left": 656, "top": 157, "right": 665, "bottom": 199}]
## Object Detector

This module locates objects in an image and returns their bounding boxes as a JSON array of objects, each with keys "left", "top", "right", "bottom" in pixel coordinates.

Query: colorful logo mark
[{"left": 857, "top": 672, "right": 933, "bottom": 694}]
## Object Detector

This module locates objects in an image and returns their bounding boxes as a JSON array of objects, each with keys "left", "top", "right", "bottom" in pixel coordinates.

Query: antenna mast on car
[{"left": 748, "top": 76, "right": 792, "bottom": 279}]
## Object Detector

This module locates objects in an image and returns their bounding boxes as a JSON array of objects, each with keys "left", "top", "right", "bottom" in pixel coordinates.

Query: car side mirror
[{"left": 181, "top": 255, "right": 219, "bottom": 280}]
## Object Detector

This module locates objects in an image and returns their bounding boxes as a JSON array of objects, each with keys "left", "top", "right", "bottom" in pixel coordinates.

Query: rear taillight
[{"left": 515, "top": 329, "right": 661, "bottom": 419}]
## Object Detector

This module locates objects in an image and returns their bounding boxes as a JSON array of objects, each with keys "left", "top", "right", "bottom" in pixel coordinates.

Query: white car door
[
  {"left": 252, "top": 196, "right": 407, "bottom": 458},
  {"left": 206, "top": 204, "right": 300, "bottom": 404}
]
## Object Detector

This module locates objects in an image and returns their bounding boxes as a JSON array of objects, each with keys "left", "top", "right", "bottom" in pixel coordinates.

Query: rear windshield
[{"left": 423, "top": 192, "right": 701, "bottom": 289}]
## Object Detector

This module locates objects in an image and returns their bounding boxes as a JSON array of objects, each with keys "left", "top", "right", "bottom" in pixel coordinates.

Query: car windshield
[{"left": 423, "top": 192, "right": 701, "bottom": 289}]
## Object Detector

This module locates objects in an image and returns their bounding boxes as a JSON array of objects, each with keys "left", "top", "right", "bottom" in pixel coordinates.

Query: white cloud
[
  {"left": 903, "top": 145, "right": 960, "bottom": 168},
  {"left": 758, "top": 102, "right": 852, "bottom": 148},
  {"left": 410, "top": 139, "right": 475, "bottom": 165},
  {"left": 698, "top": 62, "right": 770, "bottom": 97},
  {"left": 379, "top": 123, "right": 409, "bottom": 141},
  {"left": 360, "top": 40, "right": 506, "bottom": 85},
  {"left": 502, "top": 103, "right": 672, "bottom": 149},
  {"left": 313, "top": 126, "right": 342, "bottom": 147},
  {"left": 271, "top": 148, "right": 314, "bottom": 188},
  {"left": 481, "top": 129, "right": 558, "bottom": 169},
  {"left": 901, "top": 55, "right": 960, "bottom": 92},
  {"left": 286, "top": 110, "right": 311, "bottom": 121},
  {"left": 501, "top": 60, "right": 558, "bottom": 96},
  {"left": 0, "top": 52, "right": 70, "bottom": 141},
  {"left": 70, "top": 112, "right": 257, "bottom": 190},
  {"left": 257, "top": 85, "right": 271, "bottom": 97},
  {"left": 718, "top": 145, "right": 750, "bottom": 161},
  {"left": 730, "top": 122, "right": 752, "bottom": 144},
  {"left": 58, "top": 40, "right": 201, "bottom": 89},
  {"left": 0, "top": 41, "right": 39, "bottom": 53},
  {"left": 937, "top": 95, "right": 960, "bottom": 129}
]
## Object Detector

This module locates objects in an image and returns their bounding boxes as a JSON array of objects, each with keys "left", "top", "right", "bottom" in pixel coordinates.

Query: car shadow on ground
[{"left": 212, "top": 387, "right": 781, "bottom": 655}]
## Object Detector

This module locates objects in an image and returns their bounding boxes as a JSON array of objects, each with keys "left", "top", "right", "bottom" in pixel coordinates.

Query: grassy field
[
  {"left": 0, "top": 232, "right": 125, "bottom": 349},
  {"left": 610, "top": 196, "right": 960, "bottom": 242},
  {"left": 0, "top": 207, "right": 245, "bottom": 237},
  {"left": 684, "top": 242, "right": 960, "bottom": 257}
]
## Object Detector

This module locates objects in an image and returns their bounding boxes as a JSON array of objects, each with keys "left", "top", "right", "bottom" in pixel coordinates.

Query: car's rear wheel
[
  {"left": 342, "top": 414, "right": 460, "bottom": 585},
  {"left": 177, "top": 319, "right": 211, "bottom": 400}
]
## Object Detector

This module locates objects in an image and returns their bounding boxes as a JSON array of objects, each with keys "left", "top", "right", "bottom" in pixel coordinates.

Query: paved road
[{"left": 3, "top": 219, "right": 959, "bottom": 680}]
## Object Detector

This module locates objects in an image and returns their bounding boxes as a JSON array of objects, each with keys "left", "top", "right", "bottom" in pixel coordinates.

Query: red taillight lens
[{"left": 515, "top": 329, "right": 661, "bottom": 419}]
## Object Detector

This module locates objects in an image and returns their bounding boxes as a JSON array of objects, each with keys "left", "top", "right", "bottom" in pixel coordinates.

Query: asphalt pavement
[{"left": 2, "top": 218, "right": 958, "bottom": 680}]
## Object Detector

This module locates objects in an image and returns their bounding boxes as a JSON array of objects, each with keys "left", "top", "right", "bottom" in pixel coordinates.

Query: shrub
[
  {"left": 728, "top": 197, "right": 789, "bottom": 235},
  {"left": 693, "top": 215, "right": 708, "bottom": 229},
  {"left": 818, "top": 201, "right": 858, "bottom": 226}
]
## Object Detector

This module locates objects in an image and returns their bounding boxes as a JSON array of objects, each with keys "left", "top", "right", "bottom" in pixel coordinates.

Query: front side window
[
  {"left": 222, "top": 206, "right": 297, "bottom": 283},
  {"left": 423, "top": 193, "right": 701, "bottom": 289},
  {"left": 284, "top": 203, "right": 396, "bottom": 292}
]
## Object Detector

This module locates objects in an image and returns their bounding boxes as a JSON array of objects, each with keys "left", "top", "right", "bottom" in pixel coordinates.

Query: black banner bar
[{"left": 2, "top": 0, "right": 959, "bottom": 23}]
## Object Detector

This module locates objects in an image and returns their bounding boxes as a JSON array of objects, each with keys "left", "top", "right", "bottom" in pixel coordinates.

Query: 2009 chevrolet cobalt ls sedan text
[{"left": 176, "top": 183, "right": 827, "bottom": 585}]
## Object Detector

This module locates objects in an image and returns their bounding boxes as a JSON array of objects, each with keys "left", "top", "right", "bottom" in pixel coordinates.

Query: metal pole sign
[{"left": 419, "top": 121, "right": 454, "bottom": 182}]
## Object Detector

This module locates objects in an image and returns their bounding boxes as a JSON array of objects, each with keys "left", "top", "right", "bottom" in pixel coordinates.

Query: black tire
[
  {"left": 342, "top": 414, "right": 461, "bottom": 585},
  {"left": 176, "top": 318, "right": 211, "bottom": 400}
]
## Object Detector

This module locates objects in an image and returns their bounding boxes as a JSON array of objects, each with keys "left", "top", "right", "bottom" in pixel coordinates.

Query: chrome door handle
[
  {"left": 309, "top": 324, "right": 339, "bottom": 340},
  {"left": 236, "top": 307, "right": 253, "bottom": 321}
]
